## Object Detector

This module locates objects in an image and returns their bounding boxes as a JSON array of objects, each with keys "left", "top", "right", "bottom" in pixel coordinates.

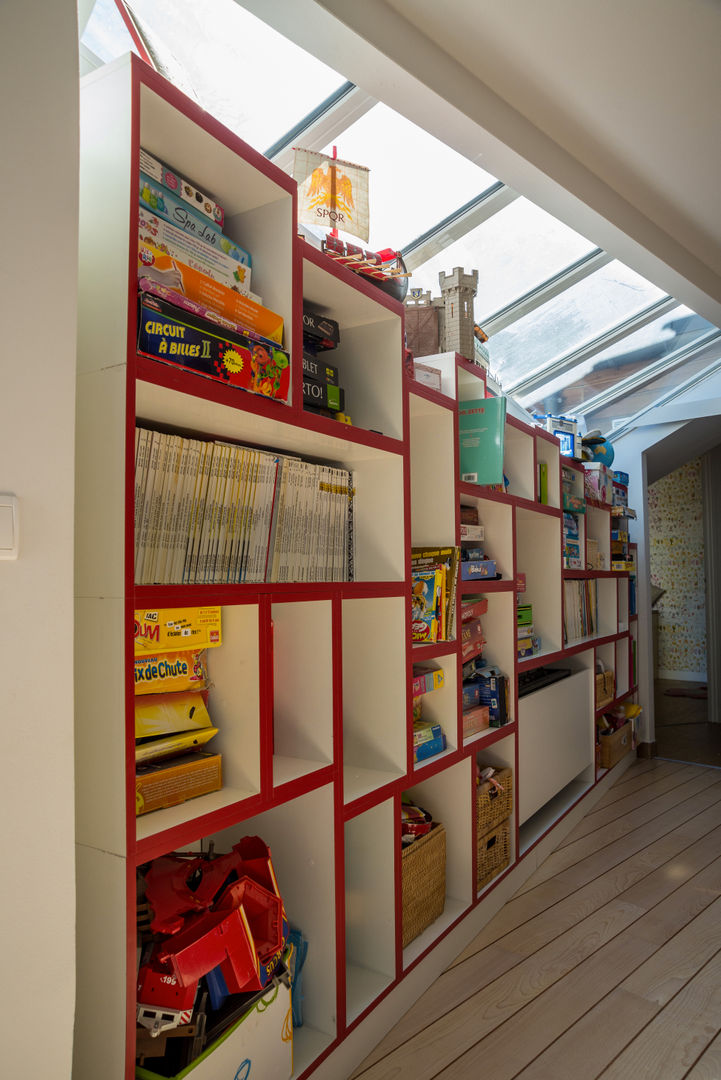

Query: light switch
[{"left": 0, "top": 495, "right": 18, "bottom": 559}]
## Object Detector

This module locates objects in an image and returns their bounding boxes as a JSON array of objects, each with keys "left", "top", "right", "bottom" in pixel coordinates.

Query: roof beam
[
  {"left": 401, "top": 183, "right": 517, "bottom": 271},
  {"left": 265, "top": 82, "right": 376, "bottom": 172}
]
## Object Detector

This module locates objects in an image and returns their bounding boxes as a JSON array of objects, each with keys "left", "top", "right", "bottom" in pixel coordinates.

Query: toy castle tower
[{"left": 438, "top": 267, "right": 478, "bottom": 361}]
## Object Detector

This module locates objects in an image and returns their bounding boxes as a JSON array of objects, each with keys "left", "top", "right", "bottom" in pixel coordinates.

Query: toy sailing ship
[{"left": 293, "top": 147, "right": 409, "bottom": 302}]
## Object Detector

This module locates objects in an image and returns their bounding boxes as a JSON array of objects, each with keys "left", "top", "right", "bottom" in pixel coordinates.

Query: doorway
[{"left": 648, "top": 451, "right": 721, "bottom": 765}]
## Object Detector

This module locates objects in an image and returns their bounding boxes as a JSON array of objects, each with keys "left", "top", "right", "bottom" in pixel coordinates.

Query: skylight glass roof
[
  {"left": 318, "top": 104, "right": 497, "bottom": 253},
  {"left": 521, "top": 306, "right": 717, "bottom": 419},
  {"left": 80, "top": 1, "right": 721, "bottom": 437},
  {"left": 490, "top": 262, "right": 667, "bottom": 388},
  {"left": 410, "top": 198, "right": 598, "bottom": 322},
  {"left": 82, "top": 0, "right": 346, "bottom": 151}
]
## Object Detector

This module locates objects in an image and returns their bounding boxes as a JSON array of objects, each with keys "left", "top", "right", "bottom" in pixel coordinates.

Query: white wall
[{"left": 0, "top": 1, "right": 78, "bottom": 1075}]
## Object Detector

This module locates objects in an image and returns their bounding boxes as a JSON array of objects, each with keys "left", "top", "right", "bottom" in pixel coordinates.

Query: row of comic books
[
  {"left": 134, "top": 427, "right": 355, "bottom": 585},
  {"left": 410, "top": 546, "right": 460, "bottom": 644}
]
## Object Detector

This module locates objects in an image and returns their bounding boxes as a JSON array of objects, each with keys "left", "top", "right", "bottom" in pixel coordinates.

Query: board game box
[
  {"left": 138, "top": 292, "right": 290, "bottom": 402},
  {"left": 137, "top": 238, "right": 282, "bottom": 342}
]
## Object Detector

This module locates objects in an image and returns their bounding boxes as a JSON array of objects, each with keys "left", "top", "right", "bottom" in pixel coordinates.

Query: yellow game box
[
  {"left": 134, "top": 607, "right": 222, "bottom": 655},
  {"left": 135, "top": 751, "right": 222, "bottom": 816}
]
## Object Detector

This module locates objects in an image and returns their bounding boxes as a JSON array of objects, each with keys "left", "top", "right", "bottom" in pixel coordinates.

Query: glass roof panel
[
  {"left": 583, "top": 337, "right": 721, "bottom": 434},
  {"left": 490, "top": 261, "right": 667, "bottom": 387},
  {"left": 82, "top": 0, "right": 346, "bottom": 151},
  {"left": 82, "top": 0, "right": 137, "bottom": 61},
  {"left": 521, "top": 306, "right": 715, "bottom": 419},
  {"left": 315, "top": 104, "right": 497, "bottom": 252},
  {"left": 410, "top": 198, "right": 597, "bottom": 321}
]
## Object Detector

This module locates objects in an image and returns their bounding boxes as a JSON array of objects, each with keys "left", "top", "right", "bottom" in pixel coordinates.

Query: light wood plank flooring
[{"left": 351, "top": 757, "right": 721, "bottom": 1080}]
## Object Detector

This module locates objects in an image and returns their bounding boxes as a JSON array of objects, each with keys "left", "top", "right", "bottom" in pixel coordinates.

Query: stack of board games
[
  {"left": 463, "top": 661, "right": 510, "bottom": 731},
  {"left": 459, "top": 504, "right": 497, "bottom": 580},
  {"left": 517, "top": 601, "right": 541, "bottom": 659},
  {"left": 411, "top": 664, "right": 446, "bottom": 763},
  {"left": 134, "top": 427, "right": 356, "bottom": 586},
  {"left": 302, "top": 307, "right": 348, "bottom": 421},
  {"left": 133, "top": 608, "right": 223, "bottom": 816},
  {"left": 410, "top": 546, "right": 460, "bottom": 643},
  {"left": 460, "top": 597, "right": 491, "bottom": 736},
  {"left": 137, "top": 148, "right": 291, "bottom": 403}
]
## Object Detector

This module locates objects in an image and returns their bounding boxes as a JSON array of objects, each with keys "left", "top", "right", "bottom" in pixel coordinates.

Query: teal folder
[{"left": 458, "top": 396, "right": 506, "bottom": 485}]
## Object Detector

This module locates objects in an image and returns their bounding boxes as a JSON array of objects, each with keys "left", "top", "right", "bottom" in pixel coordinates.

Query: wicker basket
[
  {"left": 599, "top": 720, "right": 633, "bottom": 769},
  {"left": 476, "top": 767, "right": 513, "bottom": 835},
  {"left": 401, "top": 822, "right": 446, "bottom": 947},
  {"left": 477, "top": 818, "right": 511, "bottom": 890},
  {"left": 596, "top": 669, "right": 615, "bottom": 708}
]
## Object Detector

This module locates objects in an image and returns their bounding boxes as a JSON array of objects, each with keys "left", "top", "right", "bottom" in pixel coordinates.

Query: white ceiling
[{"left": 241, "top": 0, "right": 721, "bottom": 329}]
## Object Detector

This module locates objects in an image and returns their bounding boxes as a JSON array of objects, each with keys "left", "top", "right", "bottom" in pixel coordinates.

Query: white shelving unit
[{"left": 74, "top": 56, "right": 640, "bottom": 1080}]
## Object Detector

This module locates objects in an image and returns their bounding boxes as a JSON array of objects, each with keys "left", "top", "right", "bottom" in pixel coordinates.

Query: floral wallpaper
[{"left": 648, "top": 457, "right": 706, "bottom": 677}]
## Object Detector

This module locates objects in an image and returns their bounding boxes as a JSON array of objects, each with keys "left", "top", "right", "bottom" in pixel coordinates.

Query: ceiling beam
[
  {"left": 401, "top": 183, "right": 517, "bottom": 271},
  {"left": 265, "top": 82, "right": 376, "bottom": 173}
]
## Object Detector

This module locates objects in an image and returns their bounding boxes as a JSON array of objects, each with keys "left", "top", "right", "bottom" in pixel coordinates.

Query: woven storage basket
[
  {"left": 476, "top": 767, "right": 513, "bottom": 835},
  {"left": 600, "top": 720, "right": 633, "bottom": 769},
  {"left": 401, "top": 822, "right": 446, "bottom": 948},
  {"left": 595, "top": 669, "right": 615, "bottom": 708},
  {"left": 477, "top": 818, "right": 511, "bottom": 890}
]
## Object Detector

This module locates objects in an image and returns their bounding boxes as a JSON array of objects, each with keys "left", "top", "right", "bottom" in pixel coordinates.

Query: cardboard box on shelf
[{"left": 135, "top": 751, "right": 222, "bottom": 816}]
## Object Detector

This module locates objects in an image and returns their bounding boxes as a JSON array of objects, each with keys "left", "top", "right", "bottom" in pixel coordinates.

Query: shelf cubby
[
  {"left": 135, "top": 380, "right": 407, "bottom": 584},
  {"left": 585, "top": 503, "right": 611, "bottom": 571},
  {"left": 459, "top": 494, "right": 514, "bottom": 582},
  {"left": 342, "top": 595, "right": 407, "bottom": 804},
  {"left": 345, "top": 799, "right": 396, "bottom": 1024},
  {"left": 504, "top": 419, "right": 535, "bottom": 501},
  {"left": 516, "top": 506, "right": 563, "bottom": 656},
  {"left": 409, "top": 390, "right": 456, "bottom": 548},
  {"left": 302, "top": 245, "right": 404, "bottom": 441},
  {"left": 615, "top": 636, "right": 630, "bottom": 698},
  {"left": 409, "top": 350, "right": 486, "bottom": 403},
  {"left": 474, "top": 732, "right": 517, "bottom": 893},
  {"left": 271, "top": 597, "right": 334, "bottom": 788},
  {"left": 413, "top": 650, "right": 459, "bottom": 765},
  {"left": 535, "top": 430, "right": 561, "bottom": 509},
  {"left": 200, "top": 784, "right": 338, "bottom": 1076},
  {"left": 617, "top": 576, "right": 629, "bottom": 632},
  {"left": 403, "top": 757, "right": 474, "bottom": 967}
]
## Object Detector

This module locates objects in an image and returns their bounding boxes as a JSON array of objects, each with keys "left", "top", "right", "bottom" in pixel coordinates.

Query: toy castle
[{"left": 405, "top": 267, "right": 480, "bottom": 362}]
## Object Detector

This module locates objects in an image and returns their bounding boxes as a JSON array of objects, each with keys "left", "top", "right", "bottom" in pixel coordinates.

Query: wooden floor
[{"left": 351, "top": 757, "right": 721, "bottom": 1079}]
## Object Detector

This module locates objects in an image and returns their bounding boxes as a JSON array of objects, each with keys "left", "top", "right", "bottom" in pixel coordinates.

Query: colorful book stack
[
  {"left": 137, "top": 148, "right": 291, "bottom": 402},
  {"left": 610, "top": 472, "right": 636, "bottom": 570},
  {"left": 411, "top": 664, "right": 446, "bottom": 763},
  {"left": 302, "top": 308, "right": 348, "bottom": 421},
  {"left": 561, "top": 465, "right": 585, "bottom": 569},
  {"left": 517, "top": 600, "right": 541, "bottom": 659},
  {"left": 134, "top": 427, "right": 356, "bottom": 585},
  {"left": 458, "top": 505, "right": 497, "bottom": 581},
  {"left": 460, "top": 597, "right": 496, "bottom": 736},
  {"left": 410, "top": 546, "right": 460, "bottom": 642},
  {"left": 133, "top": 607, "right": 223, "bottom": 816},
  {"left": 563, "top": 578, "right": 598, "bottom": 642}
]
